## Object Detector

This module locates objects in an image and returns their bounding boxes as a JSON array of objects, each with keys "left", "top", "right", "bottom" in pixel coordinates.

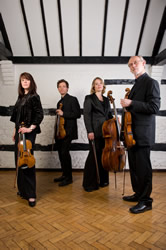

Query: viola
[
  {"left": 17, "top": 123, "right": 35, "bottom": 168},
  {"left": 102, "top": 90, "right": 125, "bottom": 172},
  {"left": 121, "top": 88, "right": 136, "bottom": 148},
  {"left": 55, "top": 103, "right": 66, "bottom": 139}
]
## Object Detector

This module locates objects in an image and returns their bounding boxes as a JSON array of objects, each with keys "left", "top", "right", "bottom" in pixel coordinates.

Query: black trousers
[
  {"left": 15, "top": 130, "right": 36, "bottom": 199},
  {"left": 128, "top": 145, "right": 153, "bottom": 202},
  {"left": 56, "top": 136, "right": 72, "bottom": 180},
  {"left": 83, "top": 138, "right": 109, "bottom": 190}
]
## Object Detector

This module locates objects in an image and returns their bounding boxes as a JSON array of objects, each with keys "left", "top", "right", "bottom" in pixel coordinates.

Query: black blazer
[
  {"left": 10, "top": 93, "right": 43, "bottom": 134},
  {"left": 57, "top": 93, "right": 81, "bottom": 140},
  {"left": 128, "top": 73, "right": 160, "bottom": 146},
  {"left": 83, "top": 93, "right": 113, "bottom": 138}
]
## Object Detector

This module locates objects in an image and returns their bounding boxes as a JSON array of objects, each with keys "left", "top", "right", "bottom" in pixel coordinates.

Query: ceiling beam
[
  {"left": 102, "top": 0, "right": 109, "bottom": 56},
  {"left": 0, "top": 13, "right": 13, "bottom": 55},
  {"left": 79, "top": 0, "right": 82, "bottom": 56},
  {"left": 118, "top": 0, "right": 129, "bottom": 56},
  {"left": 57, "top": 0, "right": 64, "bottom": 56},
  {"left": 152, "top": 7, "right": 166, "bottom": 57},
  {"left": 20, "top": 0, "right": 34, "bottom": 56},
  {"left": 40, "top": 0, "right": 50, "bottom": 56},
  {"left": 9, "top": 56, "right": 153, "bottom": 64},
  {"left": 153, "top": 49, "right": 166, "bottom": 65},
  {"left": 136, "top": 0, "right": 151, "bottom": 55}
]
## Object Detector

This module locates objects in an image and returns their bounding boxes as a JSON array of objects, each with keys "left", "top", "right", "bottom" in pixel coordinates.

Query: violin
[
  {"left": 102, "top": 90, "right": 125, "bottom": 172},
  {"left": 55, "top": 103, "right": 66, "bottom": 139},
  {"left": 121, "top": 88, "right": 136, "bottom": 148},
  {"left": 17, "top": 123, "right": 35, "bottom": 168}
]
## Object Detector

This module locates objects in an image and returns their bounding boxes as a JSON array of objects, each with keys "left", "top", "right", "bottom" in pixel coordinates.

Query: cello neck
[
  {"left": 112, "top": 98, "right": 121, "bottom": 138},
  {"left": 107, "top": 90, "right": 121, "bottom": 138}
]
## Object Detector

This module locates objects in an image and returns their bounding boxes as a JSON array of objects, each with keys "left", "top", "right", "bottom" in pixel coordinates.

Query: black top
[
  {"left": 57, "top": 93, "right": 81, "bottom": 140},
  {"left": 10, "top": 93, "right": 44, "bottom": 133},
  {"left": 83, "top": 93, "right": 113, "bottom": 138},
  {"left": 127, "top": 73, "right": 160, "bottom": 146}
]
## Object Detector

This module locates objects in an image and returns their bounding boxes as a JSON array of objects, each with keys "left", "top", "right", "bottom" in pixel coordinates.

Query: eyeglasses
[{"left": 128, "top": 60, "right": 142, "bottom": 68}]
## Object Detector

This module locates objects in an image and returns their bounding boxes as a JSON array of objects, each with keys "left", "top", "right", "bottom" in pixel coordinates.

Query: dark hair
[
  {"left": 57, "top": 79, "right": 69, "bottom": 88},
  {"left": 18, "top": 72, "right": 37, "bottom": 98}
]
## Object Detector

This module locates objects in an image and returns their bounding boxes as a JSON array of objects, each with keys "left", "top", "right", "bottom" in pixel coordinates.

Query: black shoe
[
  {"left": 100, "top": 182, "right": 109, "bottom": 187},
  {"left": 54, "top": 176, "right": 65, "bottom": 182},
  {"left": 123, "top": 194, "right": 138, "bottom": 202},
  {"left": 59, "top": 179, "right": 73, "bottom": 186},
  {"left": 129, "top": 202, "right": 152, "bottom": 214},
  {"left": 28, "top": 200, "right": 36, "bottom": 207},
  {"left": 84, "top": 187, "right": 99, "bottom": 192}
]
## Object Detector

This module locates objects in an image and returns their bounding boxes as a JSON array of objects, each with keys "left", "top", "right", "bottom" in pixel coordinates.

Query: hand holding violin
[
  {"left": 18, "top": 125, "right": 36, "bottom": 134},
  {"left": 120, "top": 98, "right": 132, "bottom": 108},
  {"left": 56, "top": 109, "right": 63, "bottom": 116}
]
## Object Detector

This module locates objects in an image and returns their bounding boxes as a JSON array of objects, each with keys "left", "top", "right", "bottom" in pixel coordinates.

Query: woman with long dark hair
[{"left": 11, "top": 72, "right": 43, "bottom": 207}]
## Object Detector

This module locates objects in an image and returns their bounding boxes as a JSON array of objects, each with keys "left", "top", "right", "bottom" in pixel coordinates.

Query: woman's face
[
  {"left": 21, "top": 77, "right": 31, "bottom": 92},
  {"left": 94, "top": 79, "right": 104, "bottom": 93}
]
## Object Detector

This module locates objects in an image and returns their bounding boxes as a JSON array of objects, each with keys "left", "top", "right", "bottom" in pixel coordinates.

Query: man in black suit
[
  {"left": 121, "top": 56, "right": 160, "bottom": 214},
  {"left": 54, "top": 79, "right": 81, "bottom": 186}
]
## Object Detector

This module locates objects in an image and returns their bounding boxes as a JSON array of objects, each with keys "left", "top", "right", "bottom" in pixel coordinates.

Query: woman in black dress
[
  {"left": 83, "top": 77, "right": 113, "bottom": 192},
  {"left": 11, "top": 72, "right": 43, "bottom": 207}
]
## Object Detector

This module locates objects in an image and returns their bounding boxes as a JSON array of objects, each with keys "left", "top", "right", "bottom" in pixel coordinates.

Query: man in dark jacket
[
  {"left": 120, "top": 56, "right": 160, "bottom": 214},
  {"left": 54, "top": 79, "right": 81, "bottom": 186}
]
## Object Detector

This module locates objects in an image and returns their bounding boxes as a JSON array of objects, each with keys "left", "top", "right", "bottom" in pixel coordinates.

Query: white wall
[{"left": 0, "top": 62, "right": 165, "bottom": 170}]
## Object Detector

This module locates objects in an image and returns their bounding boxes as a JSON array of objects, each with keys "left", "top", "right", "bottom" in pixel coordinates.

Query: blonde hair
[{"left": 90, "top": 77, "right": 106, "bottom": 94}]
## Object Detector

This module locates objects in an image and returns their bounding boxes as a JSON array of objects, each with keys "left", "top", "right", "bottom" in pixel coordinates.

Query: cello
[
  {"left": 102, "top": 90, "right": 125, "bottom": 174},
  {"left": 121, "top": 88, "right": 136, "bottom": 149}
]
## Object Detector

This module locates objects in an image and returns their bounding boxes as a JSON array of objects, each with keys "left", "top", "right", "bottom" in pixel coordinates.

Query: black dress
[
  {"left": 83, "top": 94, "right": 113, "bottom": 191},
  {"left": 10, "top": 93, "right": 43, "bottom": 199}
]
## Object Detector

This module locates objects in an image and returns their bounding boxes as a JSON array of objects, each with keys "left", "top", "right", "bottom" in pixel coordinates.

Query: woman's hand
[
  {"left": 18, "top": 127, "right": 32, "bottom": 134},
  {"left": 88, "top": 132, "right": 94, "bottom": 141}
]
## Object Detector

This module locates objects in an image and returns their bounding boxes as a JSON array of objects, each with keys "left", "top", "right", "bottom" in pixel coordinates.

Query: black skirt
[{"left": 83, "top": 138, "right": 109, "bottom": 191}]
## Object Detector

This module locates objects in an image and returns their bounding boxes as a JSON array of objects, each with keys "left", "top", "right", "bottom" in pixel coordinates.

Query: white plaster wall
[{"left": 0, "top": 63, "right": 166, "bottom": 169}]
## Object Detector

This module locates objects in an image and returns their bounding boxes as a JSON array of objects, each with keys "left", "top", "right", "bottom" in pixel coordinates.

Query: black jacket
[
  {"left": 128, "top": 73, "right": 160, "bottom": 146},
  {"left": 83, "top": 93, "right": 113, "bottom": 138},
  {"left": 10, "top": 93, "right": 44, "bottom": 133},
  {"left": 57, "top": 93, "right": 81, "bottom": 140}
]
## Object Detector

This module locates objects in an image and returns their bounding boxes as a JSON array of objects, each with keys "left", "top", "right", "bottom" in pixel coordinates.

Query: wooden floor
[{"left": 0, "top": 170, "right": 166, "bottom": 250}]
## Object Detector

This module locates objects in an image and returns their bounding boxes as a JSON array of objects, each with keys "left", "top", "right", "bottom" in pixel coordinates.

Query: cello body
[
  {"left": 102, "top": 118, "right": 125, "bottom": 172},
  {"left": 102, "top": 91, "right": 125, "bottom": 172}
]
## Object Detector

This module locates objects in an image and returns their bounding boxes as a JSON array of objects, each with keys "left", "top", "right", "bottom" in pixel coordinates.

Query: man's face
[
  {"left": 128, "top": 56, "right": 146, "bottom": 77},
  {"left": 58, "top": 82, "right": 68, "bottom": 96}
]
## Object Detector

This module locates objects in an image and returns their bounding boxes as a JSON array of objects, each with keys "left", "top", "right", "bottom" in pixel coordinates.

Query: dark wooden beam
[
  {"left": 79, "top": 0, "right": 82, "bottom": 56},
  {"left": 152, "top": 7, "right": 166, "bottom": 57},
  {"left": 102, "top": 0, "right": 109, "bottom": 56},
  {"left": 20, "top": 0, "right": 34, "bottom": 56},
  {"left": 136, "top": 0, "right": 151, "bottom": 55},
  {"left": 118, "top": 0, "right": 129, "bottom": 56},
  {"left": 57, "top": 0, "right": 64, "bottom": 56},
  {"left": 153, "top": 49, "right": 166, "bottom": 65},
  {"left": 0, "top": 13, "right": 13, "bottom": 54},
  {"left": 8, "top": 56, "right": 153, "bottom": 64},
  {"left": 40, "top": 0, "right": 50, "bottom": 56}
]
